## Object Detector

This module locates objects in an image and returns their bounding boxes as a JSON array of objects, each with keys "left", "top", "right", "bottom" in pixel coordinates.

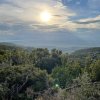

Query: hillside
[
  {"left": 0, "top": 42, "right": 21, "bottom": 50},
  {"left": 0, "top": 43, "right": 100, "bottom": 99},
  {"left": 71, "top": 47, "right": 100, "bottom": 57}
]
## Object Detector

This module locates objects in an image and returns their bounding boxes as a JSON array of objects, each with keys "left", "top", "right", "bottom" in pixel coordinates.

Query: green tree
[
  {"left": 52, "top": 61, "right": 81, "bottom": 88},
  {"left": 89, "top": 60, "right": 100, "bottom": 81},
  {"left": 65, "top": 72, "right": 100, "bottom": 100},
  {"left": 0, "top": 66, "right": 49, "bottom": 99}
]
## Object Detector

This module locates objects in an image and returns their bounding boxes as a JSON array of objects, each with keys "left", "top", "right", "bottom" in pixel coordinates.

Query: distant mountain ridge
[
  {"left": 71, "top": 47, "right": 100, "bottom": 58},
  {"left": 0, "top": 42, "right": 22, "bottom": 50},
  {"left": 0, "top": 42, "right": 100, "bottom": 54},
  {"left": 0, "top": 42, "right": 16, "bottom": 46},
  {"left": 73, "top": 47, "right": 100, "bottom": 54}
]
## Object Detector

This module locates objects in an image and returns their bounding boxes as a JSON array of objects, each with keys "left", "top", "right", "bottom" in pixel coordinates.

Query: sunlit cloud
[
  {"left": 78, "top": 15, "right": 100, "bottom": 23},
  {"left": 0, "top": 0, "right": 100, "bottom": 34},
  {"left": 0, "top": 0, "right": 76, "bottom": 32},
  {"left": 74, "top": 15, "right": 100, "bottom": 30}
]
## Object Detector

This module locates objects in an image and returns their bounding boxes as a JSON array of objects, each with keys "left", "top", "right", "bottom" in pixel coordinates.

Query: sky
[{"left": 0, "top": 0, "right": 100, "bottom": 48}]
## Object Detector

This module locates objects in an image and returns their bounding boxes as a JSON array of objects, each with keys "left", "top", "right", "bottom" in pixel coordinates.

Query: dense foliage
[{"left": 0, "top": 43, "right": 100, "bottom": 100}]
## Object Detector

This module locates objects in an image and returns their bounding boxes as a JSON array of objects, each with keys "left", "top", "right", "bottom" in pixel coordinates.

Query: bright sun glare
[{"left": 40, "top": 11, "right": 52, "bottom": 22}]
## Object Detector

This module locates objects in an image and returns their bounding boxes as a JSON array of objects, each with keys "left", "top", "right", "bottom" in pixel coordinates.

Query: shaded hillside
[
  {"left": 0, "top": 42, "right": 22, "bottom": 50},
  {"left": 71, "top": 47, "right": 100, "bottom": 58}
]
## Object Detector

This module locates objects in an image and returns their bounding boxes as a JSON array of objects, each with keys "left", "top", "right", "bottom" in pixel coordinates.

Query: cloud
[
  {"left": 0, "top": 31, "right": 14, "bottom": 35},
  {"left": 0, "top": 0, "right": 100, "bottom": 33},
  {"left": 77, "top": 15, "right": 100, "bottom": 24},
  {"left": 0, "top": 0, "right": 76, "bottom": 32},
  {"left": 0, "top": 0, "right": 75, "bottom": 22},
  {"left": 59, "top": 15, "right": 100, "bottom": 31},
  {"left": 73, "top": 15, "right": 100, "bottom": 30}
]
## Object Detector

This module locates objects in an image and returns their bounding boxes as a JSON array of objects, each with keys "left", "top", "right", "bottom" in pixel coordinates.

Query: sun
[{"left": 40, "top": 11, "right": 52, "bottom": 22}]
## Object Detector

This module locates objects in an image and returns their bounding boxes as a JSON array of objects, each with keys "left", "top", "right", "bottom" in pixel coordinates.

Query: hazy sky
[{"left": 0, "top": 0, "right": 100, "bottom": 47}]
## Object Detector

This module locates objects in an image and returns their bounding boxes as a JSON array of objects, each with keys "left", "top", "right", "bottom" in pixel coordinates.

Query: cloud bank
[{"left": 0, "top": 0, "right": 100, "bottom": 35}]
